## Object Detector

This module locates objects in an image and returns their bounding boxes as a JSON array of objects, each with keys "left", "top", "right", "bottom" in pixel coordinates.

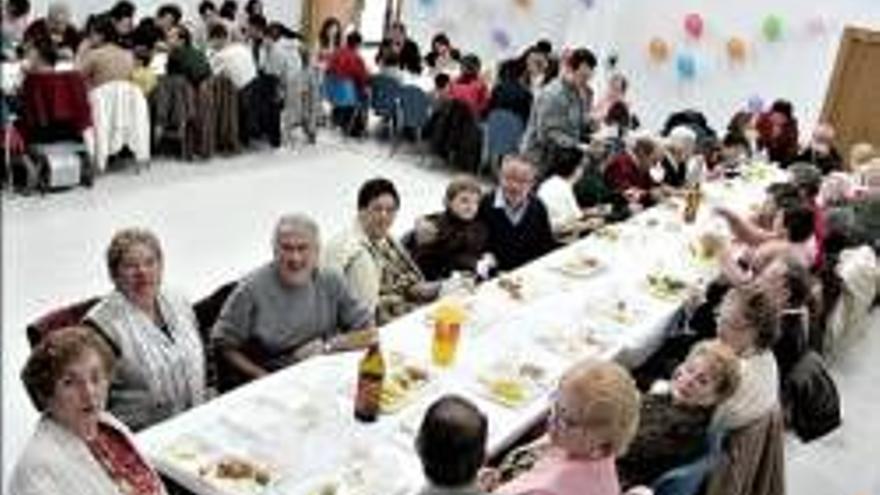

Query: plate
[
  {"left": 161, "top": 436, "right": 277, "bottom": 495},
  {"left": 593, "top": 225, "right": 622, "bottom": 242},
  {"left": 535, "top": 325, "right": 611, "bottom": 360},
  {"left": 475, "top": 359, "right": 551, "bottom": 409},
  {"left": 380, "top": 353, "right": 432, "bottom": 414},
  {"left": 550, "top": 253, "right": 603, "bottom": 278},
  {"left": 646, "top": 273, "right": 690, "bottom": 301},
  {"left": 298, "top": 444, "right": 417, "bottom": 495}
]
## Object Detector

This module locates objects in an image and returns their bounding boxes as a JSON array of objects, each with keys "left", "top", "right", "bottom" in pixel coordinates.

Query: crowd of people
[{"left": 4, "top": 2, "right": 880, "bottom": 495}]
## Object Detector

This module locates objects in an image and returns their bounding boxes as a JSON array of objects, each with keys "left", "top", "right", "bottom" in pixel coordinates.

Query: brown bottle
[
  {"left": 354, "top": 343, "right": 385, "bottom": 422},
  {"left": 683, "top": 184, "right": 701, "bottom": 224}
]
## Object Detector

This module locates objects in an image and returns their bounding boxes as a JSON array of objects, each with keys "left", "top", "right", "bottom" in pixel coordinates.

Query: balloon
[
  {"left": 727, "top": 37, "right": 747, "bottom": 62},
  {"left": 491, "top": 28, "right": 511, "bottom": 50},
  {"left": 684, "top": 13, "right": 704, "bottom": 39},
  {"left": 514, "top": 0, "right": 532, "bottom": 10},
  {"left": 763, "top": 15, "right": 783, "bottom": 41},
  {"left": 648, "top": 37, "right": 670, "bottom": 62},
  {"left": 747, "top": 94, "right": 765, "bottom": 113},
  {"left": 676, "top": 53, "right": 696, "bottom": 80}
]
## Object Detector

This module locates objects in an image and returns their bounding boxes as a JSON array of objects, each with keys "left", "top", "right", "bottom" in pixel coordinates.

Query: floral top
[
  {"left": 87, "top": 423, "right": 165, "bottom": 495},
  {"left": 365, "top": 236, "right": 426, "bottom": 325}
]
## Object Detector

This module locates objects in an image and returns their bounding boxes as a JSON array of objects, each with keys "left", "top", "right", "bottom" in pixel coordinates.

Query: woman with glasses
[
  {"left": 494, "top": 360, "right": 640, "bottom": 495},
  {"left": 325, "top": 177, "right": 440, "bottom": 325}
]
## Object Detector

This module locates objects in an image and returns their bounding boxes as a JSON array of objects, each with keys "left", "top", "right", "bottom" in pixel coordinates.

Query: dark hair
[
  {"left": 244, "top": 0, "right": 261, "bottom": 17},
  {"left": 132, "top": 18, "right": 164, "bottom": 49},
  {"left": 22, "top": 326, "right": 116, "bottom": 412},
  {"left": 378, "top": 41, "right": 400, "bottom": 67},
  {"left": 208, "top": 22, "right": 229, "bottom": 40},
  {"left": 32, "top": 37, "right": 59, "bottom": 67},
  {"left": 268, "top": 22, "right": 299, "bottom": 41},
  {"left": 198, "top": 0, "right": 217, "bottom": 17},
  {"left": 171, "top": 24, "right": 192, "bottom": 44},
  {"left": 109, "top": 0, "right": 135, "bottom": 20},
  {"left": 319, "top": 17, "right": 342, "bottom": 49},
  {"left": 535, "top": 39, "right": 553, "bottom": 54},
  {"left": 734, "top": 285, "right": 780, "bottom": 350},
  {"left": 219, "top": 0, "right": 238, "bottom": 20},
  {"left": 431, "top": 33, "right": 450, "bottom": 50},
  {"left": 459, "top": 53, "right": 481, "bottom": 80},
  {"left": 605, "top": 101, "right": 633, "bottom": 128},
  {"left": 248, "top": 13, "right": 267, "bottom": 32},
  {"left": 157, "top": 4, "right": 182, "bottom": 23},
  {"left": 345, "top": 31, "right": 362, "bottom": 48},
  {"left": 357, "top": 177, "right": 399, "bottom": 210},
  {"left": 416, "top": 395, "right": 487, "bottom": 487},
  {"left": 566, "top": 47, "right": 597, "bottom": 71},
  {"left": 497, "top": 57, "right": 526, "bottom": 82},
  {"left": 727, "top": 111, "right": 752, "bottom": 134},
  {"left": 434, "top": 73, "right": 450, "bottom": 90},
  {"left": 6, "top": 0, "right": 31, "bottom": 18},
  {"left": 766, "top": 182, "right": 801, "bottom": 211},
  {"left": 770, "top": 99, "right": 794, "bottom": 119},
  {"left": 722, "top": 131, "right": 751, "bottom": 150},
  {"left": 783, "top": 258, "right": 811, "bottom": 309},
  {"left": 781, "top": 204, "right": 815, "bottom": 243},
  {"left": 93, "top": 15, "right": 119, "bottom": 44},
  {"left": 548, "top": 145, "right": 584, "bottom": 179}
]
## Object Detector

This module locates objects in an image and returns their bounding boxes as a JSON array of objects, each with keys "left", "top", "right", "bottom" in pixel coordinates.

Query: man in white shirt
[
  {"left": 207, "top": 22, "right": 256, "bottom": 89},
  {"left": 537, "top": 145, "right": 604, "bottom": 242}
]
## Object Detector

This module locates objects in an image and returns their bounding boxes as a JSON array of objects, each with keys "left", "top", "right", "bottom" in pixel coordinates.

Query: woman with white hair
[
  {"left": 660, "top": 125, "right": 703, "bottom": 188},
  {"left": 23, "top": 1, "right": 81, "bottom": 59}
]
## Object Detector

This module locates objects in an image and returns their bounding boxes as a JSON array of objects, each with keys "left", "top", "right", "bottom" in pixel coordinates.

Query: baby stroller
[{"left": 18, "top": 70, "right": 94, "bottom": 193}]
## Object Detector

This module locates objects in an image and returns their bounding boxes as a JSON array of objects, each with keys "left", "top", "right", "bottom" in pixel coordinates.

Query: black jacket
[
  {"left": 783, "top": 351, "right": 841, "bottom": 442},
  {"left": 478, "top": 192, "right": 557, "bottom": 272}
]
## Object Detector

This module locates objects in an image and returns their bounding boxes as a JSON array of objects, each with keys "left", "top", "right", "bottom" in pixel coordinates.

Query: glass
[{"left": 431, "top": 300, "right": 465, "bottom": 366}]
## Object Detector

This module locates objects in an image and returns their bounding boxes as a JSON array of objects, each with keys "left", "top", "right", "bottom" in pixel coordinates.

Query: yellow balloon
[
  {"left": 649, "top": 37, "right": 670, "bottom": 62},
  {"left": 727, "top": 37, "right": 747, "bottom": 62}
]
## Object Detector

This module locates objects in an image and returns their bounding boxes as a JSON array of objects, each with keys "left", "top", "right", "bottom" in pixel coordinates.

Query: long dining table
[{"left": 137, "top": 162, "right": 786, "bottom": 495}]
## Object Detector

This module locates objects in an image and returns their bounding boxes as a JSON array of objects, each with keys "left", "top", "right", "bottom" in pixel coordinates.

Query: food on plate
[
  {"left": 692, "top": 232, "right": 724, "bottom": 261},
  {"left": 537, "top": 327, "right": 607, "bottom": 359},
  {"left": 199, "top": 456, "right": 272, "bottom": 486},
  {"left": 497, "top": 276, "right": 524, "bottom": 301},
  {"left": 478, "top": 361, "right": 549, "bottom": 408},
  {"left": 556, "top": 254, "right": 602, "bottom": 277},
  {"left": 647, "top": 273, "right": 688, "bottom": 300},
  {"left": 594, "top": 226, "right": 621, "bottom": 241},
  {"left": 380, "top": 364, "right": 430, "bottom": 413}
]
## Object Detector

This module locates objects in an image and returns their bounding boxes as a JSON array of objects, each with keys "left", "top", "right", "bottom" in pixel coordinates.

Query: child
[{"left": 409, "top": 175, "right": 488, "bottom": 281}]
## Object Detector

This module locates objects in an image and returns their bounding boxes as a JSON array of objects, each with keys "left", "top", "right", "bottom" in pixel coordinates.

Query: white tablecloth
[{"left": 137, "top": 165, "right": 784, "bottom": 495}]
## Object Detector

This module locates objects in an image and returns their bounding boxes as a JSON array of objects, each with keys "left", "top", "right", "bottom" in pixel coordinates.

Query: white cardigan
[
  {"left": 7, "top": 414, "right": 167, "bottom": 495},
  {"left": 323, "top": 221, "right": 381, "bottom": 314}
]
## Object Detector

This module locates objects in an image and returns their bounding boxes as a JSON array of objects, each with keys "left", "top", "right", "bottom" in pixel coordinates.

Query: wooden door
[
  {"left": 820, "top": 27, "right": 880, "bottom": 169},
  {"left": 301, "top": 0, "right": 365, "bottom": 45}
]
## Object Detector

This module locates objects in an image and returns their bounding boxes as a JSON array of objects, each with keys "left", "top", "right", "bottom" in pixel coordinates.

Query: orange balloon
[
  {"left": 649, "top": 37, "right": 670, "bottom": 62},
  {"left": 727, "top": 37, "right": 747, "bottom": 62}
]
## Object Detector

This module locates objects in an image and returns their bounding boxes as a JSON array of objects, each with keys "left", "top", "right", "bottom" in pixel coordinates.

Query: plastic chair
[
  {"left": 369, "top": 74, "right": 402, "bottom": 126},
  {"left": 322, "top": 74, "right": 362, "bottom": 134},
  {"left": 652, "top": 428, "right": 725, "bottom": 495},
  {"left": 26, "top": 297, "right": 102, "bottom": 348},
  {"left": 483, "top": 109, "right": 525, "bottom": 176},
  {"left": 394, "top": 85, "right": 432, "bottom": 155}
]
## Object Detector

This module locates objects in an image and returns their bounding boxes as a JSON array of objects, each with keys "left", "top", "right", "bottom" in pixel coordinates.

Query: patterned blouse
[
  {"left": 87, "top": 423, "right": 165, "bottom": 495},
  {"left": 365, "top": 236, "right": 426, "bottom": 325}
]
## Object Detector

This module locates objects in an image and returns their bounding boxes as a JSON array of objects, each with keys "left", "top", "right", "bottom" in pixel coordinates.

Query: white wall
[{"left": 401, "top": 0, "right": 880, "bottom": 134}]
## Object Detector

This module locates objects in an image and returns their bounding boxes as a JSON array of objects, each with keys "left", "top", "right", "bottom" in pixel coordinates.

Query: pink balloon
[{"left": 684, "top": 13, "right": 704, "bottom": 39}]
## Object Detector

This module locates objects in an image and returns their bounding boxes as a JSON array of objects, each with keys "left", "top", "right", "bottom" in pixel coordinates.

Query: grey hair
[{"left": 273, "top": 213, "right": 321, "bottom": 247}]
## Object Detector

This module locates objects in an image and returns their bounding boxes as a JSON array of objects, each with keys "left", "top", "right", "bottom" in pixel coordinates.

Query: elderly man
[
  {"left": 520, "top": 47, "right": 597, "bottom": 174},
  {"left": 478, "top": 155, "right": 556, "bottom": 272},
  {"left": 23, "top": 1, "right": 81, "bottom": 59},
  {"left": 212, "top": 214, "right": 374, "bottom": 387}
]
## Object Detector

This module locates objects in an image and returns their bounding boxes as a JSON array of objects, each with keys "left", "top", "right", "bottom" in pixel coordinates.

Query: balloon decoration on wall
[
  {"left": 762, "top": 15, "right": 783, "bottom": 42},
  {"left": 747, "top": 94, "right": 765, "bottom": 114},
  {"left": 726, "top": 37, "right": 747, "bottom": 62},
  {"left": 676, "top": 52, "right": 696, "bottom": 80},
  {"left": 684, "top": 13, "right": 704, "bottom": 40},
  {"left": 648, "top": 37, "right": 670, "bottom": 62},
  {"left": 513, "top": 0, "right": 532, "bottom": 11},
  {"left": 491, "top": 28, "right": 512, "bottom": 50}
]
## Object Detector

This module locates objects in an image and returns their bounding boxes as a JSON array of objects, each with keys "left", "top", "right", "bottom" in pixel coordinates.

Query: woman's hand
[{"left": 476, "top": 467, "right": 503, "bottom": 492}]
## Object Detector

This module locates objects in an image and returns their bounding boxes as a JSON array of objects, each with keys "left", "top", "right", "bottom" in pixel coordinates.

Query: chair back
[
  {"left": 26, "top": 297, "right": 102, "bottom": 348},
  {"left": 322, "top": 74, "right": 358, "bottom": 108},
  {"left": 706, "top": 410, "right": 786, "bottom": 495},
  {"left": 653, "top": 428, "right": 725, "bottom": 495},
  {"left": 87, "top": 80, "right": 151, "bottom": 171},
  {"left": 369, "top": 74, "right": 401, "bottom": 120},
  {"left": 484, "top": 109, "right": 525, "bottom": 168},
  {"left": 398, "top": 85, "right": 432, "bottom": 132}
]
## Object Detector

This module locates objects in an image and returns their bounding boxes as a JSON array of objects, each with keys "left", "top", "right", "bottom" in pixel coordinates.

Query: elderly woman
[
  {"left": 495, "top": 360, "right": 641, "bottom": 495},
  {"left": 325, "top": 178, "right": 441, "bottom": 325},
  {"left": 22, "top": 2, "right": 81, "bottom": 60},
  {"left": 9, "top": 326, "right": 168, "bottom": 495},
  {"left": 616, "top": 340, "right": 741, "bottom": 490},
  {"left": 85, "top": 228, "right": 205, "bottom": 431}
]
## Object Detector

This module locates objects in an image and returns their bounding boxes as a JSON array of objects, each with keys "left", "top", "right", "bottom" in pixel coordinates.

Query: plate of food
[
  {"left": 593, "top": 225, "right": 622, "bottom": 242},
  {"left": 380, "top": 353, "right": 432, "bottom": 414},
  {"left": 475, "top": 359, "right": 552, "bottom": 409},
  {"left": 535, "top": 325, "right": 612, "bottom": 360},
  {"left": 646, "top": 272, "right": 690, "bottom": 301},
  {"left": 550, "top": 252, "right": 603, "bottom": 278},
  {"left": 198, "top": 455, "right": 275, "bottom": 494}
]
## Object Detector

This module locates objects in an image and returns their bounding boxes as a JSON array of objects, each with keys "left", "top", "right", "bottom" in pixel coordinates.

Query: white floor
[{"left": 2, "top": 135, "right": 878, "bottom": 493}]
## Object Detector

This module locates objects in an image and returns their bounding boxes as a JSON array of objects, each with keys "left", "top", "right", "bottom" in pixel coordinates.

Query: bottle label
[{"left": 355, "top": 374, "right": 382, "bottom": 420}]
